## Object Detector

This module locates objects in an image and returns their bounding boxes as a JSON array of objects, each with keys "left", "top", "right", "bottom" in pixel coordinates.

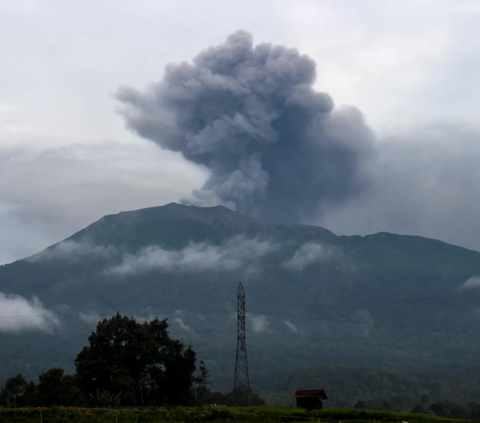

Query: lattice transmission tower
[{"left": 232, "top": 282, "right": 250, "bottom": 405}]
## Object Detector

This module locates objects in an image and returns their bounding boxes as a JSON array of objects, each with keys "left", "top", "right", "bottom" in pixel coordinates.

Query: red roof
[{"left": 294, "top": 389, "right": 328, "bottom": 399}]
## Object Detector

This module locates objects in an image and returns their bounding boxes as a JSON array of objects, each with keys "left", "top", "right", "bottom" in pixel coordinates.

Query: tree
[
  {"left": 411, "top": 403, "right": 425, "bottom": 414},
  {"left": 192, "top": 360, "right": 210, "bottom": 405},
  {"left": 74, "top": 312, "right": 200, "bottom": 406},
  {"left": 0, "top": 374, "right": 28, "bottom": 407},
  {"left": 429, "top": 402, "right": 446, "bottom": 416},
  {"left": 354, "top": 400, "right": 366, "bottom": 409},
  {"left": 37, "top": 367, "right": 77, "bottom": 406}
]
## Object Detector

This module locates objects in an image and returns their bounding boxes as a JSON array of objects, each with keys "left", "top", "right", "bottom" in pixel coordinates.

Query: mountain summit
[{"left": 60, "top": 202, "right": 337, "bottom": 250}]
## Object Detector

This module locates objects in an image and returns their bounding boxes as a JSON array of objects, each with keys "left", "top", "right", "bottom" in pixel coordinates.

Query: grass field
[{"left": 0, "top": 407, "right": 474, "bottom": 423}]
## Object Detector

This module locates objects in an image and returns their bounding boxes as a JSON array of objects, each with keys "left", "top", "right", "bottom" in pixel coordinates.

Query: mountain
[{"left": 2, "top": 203, "right": 480, "bottom": 391}]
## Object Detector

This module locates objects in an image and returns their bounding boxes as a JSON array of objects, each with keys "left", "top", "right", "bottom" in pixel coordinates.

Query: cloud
[
  {"left": 281, "top": 242, "right": 337, "bottom": 271},
  {"left": 27, "top": 238, "right": 116, "bottom": 263},
  {"left": 0, "top": 199, "right": 55, "bottom": 265},
  {"left": 321, "top": 123, "right": 480, "bottom": 252},
  {"left": 107, "top": 235, "right": 278, "bottom": 275},
  {"left": 78, "top": 310, "right": 101, "bottom": 325},
  {"left": 0, "top": 141, "right": 204, "bottom": 265},
  {"left": 247, "top": 313, "right": 270, "bottom": 332},
  {"left": 461, "top": 276, "right": 480, "bottom": 290},
  {"left": 0, "top": 292, "right": 60, "bottom": 332},
  {"left": 116, "top": 30, "right": 374, "bottom": 223},
  {"left": 285, "top": 320, "right": 300, "bottom": 334},
  {"left": 354, "top": 309, "right": 374, "bottom": 337},
  {"left": 174, "top": 317, "right": 192, "bottom": 333},
  {"left": 132, "top": 312, "right": 160, "bottom": 323}
]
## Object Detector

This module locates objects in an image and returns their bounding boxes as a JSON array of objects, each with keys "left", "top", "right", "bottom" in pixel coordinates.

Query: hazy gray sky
[{"left": 1, "top": 0, "right": 480, "bottom": 264}]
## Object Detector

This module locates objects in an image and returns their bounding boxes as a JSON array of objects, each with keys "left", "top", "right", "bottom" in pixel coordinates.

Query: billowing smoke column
[{"left": 116, "top": 31, "right": 374, "bottom": 222}]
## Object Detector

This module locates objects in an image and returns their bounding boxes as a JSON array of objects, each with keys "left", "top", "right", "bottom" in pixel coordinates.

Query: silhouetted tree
[
  {"left": 411, "top": 403, "right": 425, "bottom": 414},
  {"left": 0, "top": 374, "right": 28, "bottom": 407},
  {"left": 74, "top": 312, "right": 199, "bottom": 406},
  {"left": 354, "top": 400, "right": 366, "bottom": 409},
  {"left": 193, "top": 360, "right": 210, "bottom": 405},
  {"left": 37, "top": 367, "right": 77, "bottom": 406}
]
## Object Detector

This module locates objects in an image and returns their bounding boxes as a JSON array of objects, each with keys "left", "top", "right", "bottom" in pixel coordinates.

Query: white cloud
[
  {"left": 462, "top": 276, "right": 480, "bottom": 290},
  {"left": 27, "top": 238, "right": 116, "bottom": 263},
  {"left": 281, "top": 242, "right": 337, "bottom": 271},
  {"left": 107, "top": 236, "right": 278, "bottom": 275},
  {"left": 285, "top": 320, "right": 300, "bottom": 334},
  {"left": 78, "top": 310, "right": 101, "bottom": 325},
  {"left": 285, "top": 0, "right": 480, "bottom": 132},
  {"left": 247, "top": 313, "right": 270, "bottom": 333},
  {"left": 174, "top": 317, "right": 192, "bottom": 333},
  {"left": 0, "top": 292, "right": 60, "bottom": 332}
]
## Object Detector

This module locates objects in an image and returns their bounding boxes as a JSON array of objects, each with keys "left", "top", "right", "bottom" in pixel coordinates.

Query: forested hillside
[{"left": 1, "top": 203, "right": 480, "bottom": 403}]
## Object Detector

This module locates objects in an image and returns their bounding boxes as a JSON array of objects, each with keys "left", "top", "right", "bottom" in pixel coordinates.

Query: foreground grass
[{"left": 0, "top": 406, "right": 474, "bottom": 423}]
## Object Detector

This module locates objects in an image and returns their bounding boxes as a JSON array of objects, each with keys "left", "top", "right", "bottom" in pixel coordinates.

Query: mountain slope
[{"left": 1, "top": 203, "right": 480, "bottom": 389}]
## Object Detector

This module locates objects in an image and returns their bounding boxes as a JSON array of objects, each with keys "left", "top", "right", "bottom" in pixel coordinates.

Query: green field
[{"left": 0, "top": 407, "right": 474, "bottom": 423}]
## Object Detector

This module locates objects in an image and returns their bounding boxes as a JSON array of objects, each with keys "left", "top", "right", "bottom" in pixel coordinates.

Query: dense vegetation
[
  {"left": 2, "top": 313, "right": 480, "bottom": 419},
  {"left": 0, "top": 313, "right": 263, "bottom": 409},
  {"left": 256, "top": 365, "right": 480, "bottom": 418},
  {"left": 0, "top": 406, "right": 477, "bottom": 423}
]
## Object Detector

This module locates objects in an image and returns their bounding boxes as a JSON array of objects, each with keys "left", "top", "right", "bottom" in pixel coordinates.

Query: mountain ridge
[{"left": 39, "top": 202, "right": 478, "bottom": 257}]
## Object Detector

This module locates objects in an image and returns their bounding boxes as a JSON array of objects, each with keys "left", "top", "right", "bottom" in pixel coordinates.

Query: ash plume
[{"left": 116, "top": 31, "right": 374, "bottom": 222}]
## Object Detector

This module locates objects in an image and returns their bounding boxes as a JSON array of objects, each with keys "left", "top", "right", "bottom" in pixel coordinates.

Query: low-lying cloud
[
  {"left": 461, "top": 276, "right": 480, "bottom": 290},
  {"left": 78, "top": 309, "right": 101, "bottom": 325},
  {"left": 247, "top": 313, "right": 270, "bottom": 333},
  {"left": 0, "top": 292, "right": 60, "bottom": 332},
  {"left": 174, "top": 317, "right": 192, "bottom": 332},
  {"left": 281, "top": 242, "right": 337, "bottom": 271},
  {"left": 285, "top": 320, "right": 300, "bottom": 334},
  {"left": 28, "top": 238, "right": 116, "bottom": 263},
  {"left": 107, "top": 235, "right": 278, "bottom": 275}
]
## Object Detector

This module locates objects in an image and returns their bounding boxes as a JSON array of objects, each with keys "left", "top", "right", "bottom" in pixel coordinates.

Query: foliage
[
  {"left": 0, "top": 313, "right": 221, "bottom": 409},
  {"left": 0, "top": 406, "right": 474, "bottom": 423},
  {"left": 0, "top": 374, "right": 28, "bottom": 407},
  {"left": 74, "top": 312, "right": 197, "bottom": 406},
  {"left": 87, "top": 390, "right": 123, "bottom": 407},
  {"left": 37, "top": 368, "right": 79, "bottom": 406},
  {"left": 253, "top": 364, "right": 480, "bottom": 411}
]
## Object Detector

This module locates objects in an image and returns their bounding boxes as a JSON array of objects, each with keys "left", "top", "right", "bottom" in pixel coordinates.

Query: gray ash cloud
[{"left": 116, "top": 30, "right": 374, "bottom": 222}]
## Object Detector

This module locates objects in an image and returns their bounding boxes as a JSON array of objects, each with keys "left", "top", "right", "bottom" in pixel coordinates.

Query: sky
[{"left": 1, "top": 0, "right": 480, "bottom": 265}]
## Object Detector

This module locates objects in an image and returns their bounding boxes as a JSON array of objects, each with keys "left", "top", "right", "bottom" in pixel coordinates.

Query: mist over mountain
[{"left": 2, "top": 203, "right": 480, "bottom": 392}]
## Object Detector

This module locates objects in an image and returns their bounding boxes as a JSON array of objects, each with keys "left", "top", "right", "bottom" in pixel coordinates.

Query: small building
[{"left": 294, "top": 389, "right": 328, "bottom": 409}]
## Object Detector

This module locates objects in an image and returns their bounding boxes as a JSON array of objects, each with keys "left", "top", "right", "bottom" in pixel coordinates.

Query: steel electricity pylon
[{"left": 232, "top": 282, "right": 250, "bottom": 405}]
